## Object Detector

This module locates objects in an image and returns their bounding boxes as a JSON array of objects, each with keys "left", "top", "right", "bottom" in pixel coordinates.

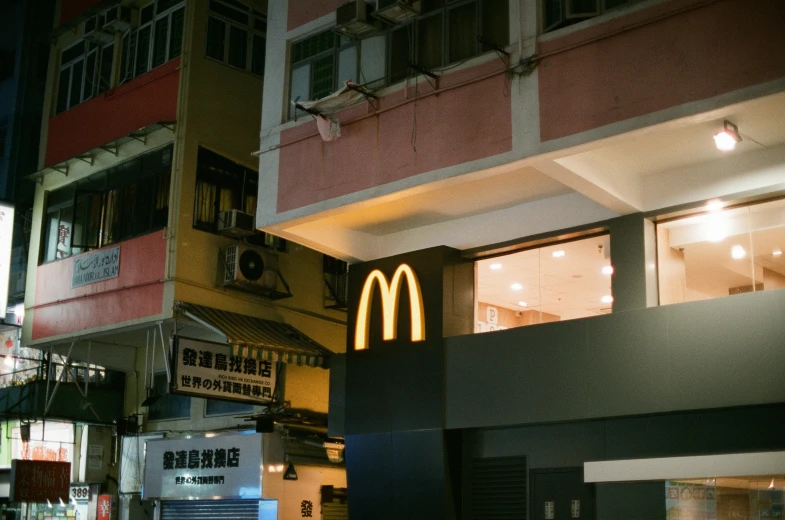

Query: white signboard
[
  {"left": 12, "top": 421, "right": 74, "bottom": 463},
  {"left": 143, "top": 432, "right": 262, "bottom": 500},
  {"left": 173, "top": 337, "right": 276, "bottom": 404},
  {"left": 0, "top": 202, "right": 14, "bottom": 318},
  {"left": 71, "top": 246, "right": 120, "bottom": 288}
]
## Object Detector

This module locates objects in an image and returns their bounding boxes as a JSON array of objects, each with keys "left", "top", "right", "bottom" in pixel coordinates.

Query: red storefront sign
[
  {"left": 97, "top": 494, "right": 112, "bottom": 520},
  {"left": 10, "top": 460, "right": 71, "bottom": 502}
]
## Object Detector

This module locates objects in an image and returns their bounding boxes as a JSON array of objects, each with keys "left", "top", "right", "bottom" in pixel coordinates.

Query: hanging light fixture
[{"left": 714, "top": 120, "right": 742, "bottom": 151}]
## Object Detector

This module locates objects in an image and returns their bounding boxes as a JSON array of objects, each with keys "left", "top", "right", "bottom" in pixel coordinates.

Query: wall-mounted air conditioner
[
  {"left": 217, "top": 209, "right": 256, "bottom": 237},
  {"left": 221, "top": 245, "right": 278, "bottom": 293},
  {"left": 103, "top": 5, "right": 133, "bottom": 32},
  {"left": 336, "top": 0, "right": 380, "bottom": 37},
  {"left": 375, "top": 0, "right": 420, "bottom": 24}
]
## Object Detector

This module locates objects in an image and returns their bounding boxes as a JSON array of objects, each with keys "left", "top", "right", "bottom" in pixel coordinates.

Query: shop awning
[{"left": 177, "top": 303, "right": 332, "bottom": 369}]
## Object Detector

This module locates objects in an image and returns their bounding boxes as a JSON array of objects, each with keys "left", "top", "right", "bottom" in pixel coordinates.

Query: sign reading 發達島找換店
[
  {"left": 172, "top": 336, "right": 276, "bottom": 404},
  {"left": 142, "top": 432, "right": 262, "bottom": 500},
  {"left": 71, "top": 246, "right": 120, "bottom": 288}
]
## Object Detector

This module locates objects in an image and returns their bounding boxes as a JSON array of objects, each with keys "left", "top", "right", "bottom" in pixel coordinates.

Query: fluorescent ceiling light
[
  {"left": 490, "top": 263, "right": 502, "bottom": 270},
  {"left": 552, "top": 250, "right": 565, "bottom": 258},
  {"left": 510, "top": 283, "right": 523, "bottom": 291},
  {"left": 518, "top": 301, "right": 527, "bottom": 307}
]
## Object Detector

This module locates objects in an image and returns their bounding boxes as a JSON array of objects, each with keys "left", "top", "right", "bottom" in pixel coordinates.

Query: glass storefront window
[
  {"left": 657, "top": 198, "right": 785, "bottom": 305},
  {"left": 475, "top": 234, "right": 612, "bottom": 331},
  {"left": 666, "top": 478, "right": 784, "bottom": 520}
]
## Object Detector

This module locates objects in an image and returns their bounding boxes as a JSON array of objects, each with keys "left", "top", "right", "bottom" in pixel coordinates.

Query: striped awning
[{"left": 178, "top": 303, "right": 332, "bottom": 368}]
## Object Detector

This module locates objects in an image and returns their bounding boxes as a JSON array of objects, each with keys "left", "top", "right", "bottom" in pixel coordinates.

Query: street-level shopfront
[
  {"left": 142, "top": 432, "right": 276, "bottom": 520},
  {"left": 334, "top": 242, "right": 785, "bottom": 519}
]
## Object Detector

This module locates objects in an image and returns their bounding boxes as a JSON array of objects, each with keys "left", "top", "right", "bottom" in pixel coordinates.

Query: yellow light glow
[{"left": 354, "top": 263, "right": 425, "bottom": 350}]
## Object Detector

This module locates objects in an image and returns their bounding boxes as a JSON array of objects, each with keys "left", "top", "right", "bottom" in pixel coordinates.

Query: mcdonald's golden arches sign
[{"left": 354, "top": 264, "right": 425, "bottom": 350}]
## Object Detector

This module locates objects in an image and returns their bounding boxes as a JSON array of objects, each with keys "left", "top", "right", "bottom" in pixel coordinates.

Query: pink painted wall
[
  {"left": 277, "top": 61, "right": 512, "bottom": 213},
  {"left": 32, "top": 231, "right": 167, "bottom": 340},
  {"left": 46, "top": 59, "right": 180, "bottom": 167},
  {"left": 538, "top": 0, "right": 785, "bottom": 142},
  {"left": 288, "top": 0, "right": 345, "bottom": 31}
]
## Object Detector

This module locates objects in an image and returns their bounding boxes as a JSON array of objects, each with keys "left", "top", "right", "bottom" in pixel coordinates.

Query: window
[
  {"left": 543, "top": 0, "right": 646, "bottom": 33},
  {"left": 148, "top": 372, "right": 191, "bottom": 420},
  {"left": 205, "top": 398, "right": 254, "bottom": 416},
  {"left": 657, "top": 198, "right": 785, "bottom": 306},
  {"left": 41, "top": 145, "right": 172, "bottom": 263},
  {"left": 55, "top": 38, "right": 114, "bottom": 114},
  {"left": 475, "top": 234, "right": 612, "bottom": 331},
  {"left": 193, "top": 146, "right": 258, "bottom": 230},
  {"left": 205, "top": 0, "right": 266, "bottom": 76},
  {"left": 120, "top": 1, "right": 184, "bottom": 84},
  {"left": 288, "top": 0, "right": 508, "bottom": 119}
]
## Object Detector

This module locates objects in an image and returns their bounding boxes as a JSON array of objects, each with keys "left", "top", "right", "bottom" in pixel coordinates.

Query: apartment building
[
  {"left": 11, "top": 1, "right": 348, "bottom": 519},
  {"left": 257, "top": 0, "right": 785, "bottom": 518}
]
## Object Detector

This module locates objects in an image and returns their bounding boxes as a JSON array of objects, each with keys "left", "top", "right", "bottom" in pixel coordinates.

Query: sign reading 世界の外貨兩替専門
[
  {"left": 143, "top": 432, "right": 262, "bottom": 500},
  {"left": 71, "top": 246, "right": 120, "bottom": 288},
  {"left": 172, "top": 337, "right": 276, "bottom": 404}
]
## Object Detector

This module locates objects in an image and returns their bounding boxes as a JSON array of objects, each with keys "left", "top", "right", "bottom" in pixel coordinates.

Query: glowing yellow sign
[{"left": 354, "top": 264, "right": 425, "bottom": 350}]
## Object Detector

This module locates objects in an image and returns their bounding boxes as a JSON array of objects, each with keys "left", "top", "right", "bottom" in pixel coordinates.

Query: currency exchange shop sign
[
  {"left": 10, "top": 460, "right": 71, "bottom": 502},
  {"left": 172, "top": 337, "right": 276, "bottom": 404},
  {"left": 143, "top": 432, "right": 262, "bottom": 499}
]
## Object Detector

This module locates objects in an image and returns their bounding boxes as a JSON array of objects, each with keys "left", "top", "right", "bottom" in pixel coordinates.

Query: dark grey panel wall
[{"left": 446, "top": 287, "right": 785, "bottom": 429}]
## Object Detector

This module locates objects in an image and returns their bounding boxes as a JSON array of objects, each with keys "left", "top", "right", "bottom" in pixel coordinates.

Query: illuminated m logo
[{"left": 354, "top": 264, "right": 425, "bottom": 350}]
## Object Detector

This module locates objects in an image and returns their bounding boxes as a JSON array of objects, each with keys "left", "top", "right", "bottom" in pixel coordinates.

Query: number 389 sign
[{"left": 71, "top": 485, "right": 90, "bottom": 500}]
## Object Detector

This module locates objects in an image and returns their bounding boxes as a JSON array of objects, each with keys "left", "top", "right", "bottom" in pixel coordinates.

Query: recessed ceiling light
[
  {"left": 731, "top": 245, "right": 746, "bottom": 259},
  {"left": 602, "top": 265, "right": 614, "bottom": 275},
  {"left": 706, "top": 199, "right": 724, "bottom": 212},
  {"left": 518, "top": 301, "right": 527, "bottom": 307},
  {"left": 552, "top": 250, "right": 565, "bottom": 258},
  {"left": 601, "top": 295, "right": 614, "bottom": 304},
  {"left": 510, "top": 283, "right": 523, "bottom": 291},
  {"left": 773, "top": 249, "right": 782, "bottom": 257},
  {"left": 489, "top": 263, "right": 502, "bottom": 270}
]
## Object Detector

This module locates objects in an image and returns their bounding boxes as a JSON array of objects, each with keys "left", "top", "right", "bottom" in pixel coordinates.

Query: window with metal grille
[
  {"left": 543, "top": 0, "right": 647, "bottom": 33},
  {"left": 470, "top": 456, "right": 528, "bottom": 519}
]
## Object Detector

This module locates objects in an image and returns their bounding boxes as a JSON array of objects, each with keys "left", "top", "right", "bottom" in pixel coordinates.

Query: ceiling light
[
  {"left": 773, "top": 249, "right": 782, "bottom": 257},
  {"left": 769, "top": 479, "right": 774, "bottom": 489},
  {"left": 706, "top": 199, "right": 724, "bottom": 213},
  {"left": 489, "top": 263, "right": 502, "bottom": 271},
  {"left": 510, "top": 283, "right": 523, "bottom": 291},
  {"left": 602, "top": 265, "right": 614, "bottom": 275},
  {"left": 601, "top": 295, "right": 614, "bottom": 304},
  {"left": 713, "top": 120, "right": 742, "bottom": 151},
  {"left": 518, "top": 301, "right": 527, "bottom": 307},
  {"left": 552, "top": 250, "right": 565, "bottom": 258},
  {"left": 731, "top": 245, "right": 746, "bottom": 259}
]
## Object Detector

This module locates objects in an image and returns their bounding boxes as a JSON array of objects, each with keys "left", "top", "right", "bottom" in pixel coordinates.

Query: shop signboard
[
  {"left": 10, "top": 460, "right": 71, "bottom": 502},
  {"left": 71, "top": 246, "right": 120, "bottom": 288},
  {"left": 142, "top": 432, "right": 262, "bottom": 500},
  {"left": 0, "top": 201, "right": 14, "bottom": 319},
  {"left": 172, "top": 337, "right": 276, "bottom": 404},
  {"left": 97, "top": 495, "right": 112, "bottom": 520}
]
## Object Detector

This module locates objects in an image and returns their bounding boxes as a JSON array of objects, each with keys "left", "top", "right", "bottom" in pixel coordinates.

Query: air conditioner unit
[
  {"left": 217, "top": 209, "right": 256, "bottom": 237},
  {"left": 221, "top": 245, "right": 278, "bottom": 293},
  {"left": 375, "top": 0, "right": 419, "bottom": 24},
  {"left": 336, "top": 0, "right": 380, "bottom": 37},
  {"left": 103, "top": 5, "right": 133, "bottom": 32}
]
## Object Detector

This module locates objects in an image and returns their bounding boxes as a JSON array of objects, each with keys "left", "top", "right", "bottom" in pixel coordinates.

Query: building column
[{"left": 609, "top": 214, "right": 658, "bottom": 312}]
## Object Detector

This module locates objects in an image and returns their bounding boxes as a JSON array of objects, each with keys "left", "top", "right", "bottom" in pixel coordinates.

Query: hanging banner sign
[
  {"left": 10, "top": 460, "right": 71, "bottom": 502},
  {"left": 143, "top": 432, "right": 262, "bottom": 500},
  {"left": 97, "top": 494, "right": 112, "bottom": 520},
  {"left": 71, "top": 246, "right": 120, "bottom": 288},
  {"left": 172, "top": 337, "right": 276, "bottom": 404}
]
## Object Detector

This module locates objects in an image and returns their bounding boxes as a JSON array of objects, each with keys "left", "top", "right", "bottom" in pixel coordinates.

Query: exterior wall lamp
[{"left": 714, "top": 120, "right": 742, "bottom": 151}]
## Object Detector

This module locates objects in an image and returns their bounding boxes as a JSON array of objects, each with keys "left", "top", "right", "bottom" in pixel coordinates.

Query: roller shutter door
[{"left": 160, "top": 499, "right": 260, "bottom": 520}]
